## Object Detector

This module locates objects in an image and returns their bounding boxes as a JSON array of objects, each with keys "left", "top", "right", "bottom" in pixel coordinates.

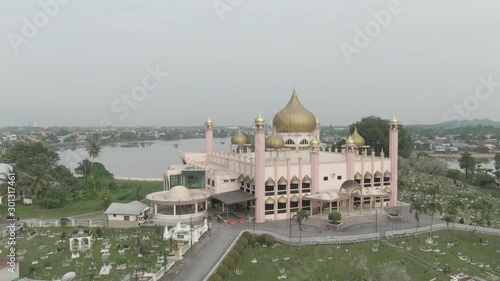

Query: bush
[
  {"left": 208, "top": 273, "right": 223, "bottom": 281},
  {"left": 264, "top": 234, "right": 275, "bottom": 247},
  {"left": 248, "top": 237, "right": 256, "bottom": 247},
  {"left": 38, "top": 198, "right": 61, "bottom": 209},
  {"left": 328, "top": 212, "right": 342, "bottom": 224},
  {"left": 233, "top": 244, "right": 244, "bottom": 255},
  {"left": 237, "top": 237, "right": 249, "bottom": 248},
  {"left": 228, "top": 250, "right": 241, "bottom": 262},
  {"left": 256, "top": 234, "right": 266, "bottom": 244},
  {"left": 242, "top": 231, "right": 253, "bottom": 241},
  {"left": 222, "top": 256, "right": 235, "bottom": 270},
  {"left": 216, "top": 264, "right": 230, "bottom": 279}
]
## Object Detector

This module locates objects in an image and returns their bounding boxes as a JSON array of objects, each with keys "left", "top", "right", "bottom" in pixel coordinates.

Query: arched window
[
  {"left": 285, "top": 139, "right": 295, "bottom": 145},
  {"left": 300, "top": 139, "right": 308, "bottom": 145}
]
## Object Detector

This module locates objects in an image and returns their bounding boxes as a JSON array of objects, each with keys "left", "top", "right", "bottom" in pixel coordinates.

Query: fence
[
  {"left": 24, "top": 219, "right": 107, "bottom": 228},
  {"left": 385, "top": 223, "right": 500, "bottom": 238},
  {"left": 115, "top": 177, "right": 163, "bottom": 182},
  {"left": 147, "top": 241, "right": 191, "bottom": 281}
]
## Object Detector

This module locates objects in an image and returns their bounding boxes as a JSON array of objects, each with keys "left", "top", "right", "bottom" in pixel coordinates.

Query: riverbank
[
  {"left": 1, "top": 180, "right": 163, "bottom": 220},
  {"left": 429, "top": 152, "right": 496, "bottom": 159}
]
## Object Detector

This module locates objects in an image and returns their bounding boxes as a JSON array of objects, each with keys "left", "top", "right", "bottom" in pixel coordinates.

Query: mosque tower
[
  {"left": 205, "top": 117, "right": 213, "bottom": 162},
  {"left": 254, "top": 113, "right": 266, "bottom": 223},
  {"left": 389, "top": 116, "right": 400, "bottom": 207}
]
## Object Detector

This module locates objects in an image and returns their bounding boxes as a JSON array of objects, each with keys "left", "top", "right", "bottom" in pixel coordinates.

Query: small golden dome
[
  {"left": 273, "top": 89, "right": 317, "bottom": 133},
  {"left": 254, "top": 112, "right": 265, "bottom": 126},
  {"left": 265, "top": 128, "right": 285, "bottom": 150},
  {"left": 351, "top": 127, "right": 365, "bottom": 147},
  {"left": 345, "top": 135, "right": 356, "bottom": 147},
  {"left": 389, "top": 116, "right": 400, "bottom": 126},
  {"left": 205, "top": 117, "right": 213, "bottom": 126},
  {"left": 231, "top": 128, "right": 247, "bottom": 146},
  {"left": 310, "top": 136, "right": 320, "bottom": 148},
  {"left": 316, "top": 118, "right": 320, "bottom": 127}
]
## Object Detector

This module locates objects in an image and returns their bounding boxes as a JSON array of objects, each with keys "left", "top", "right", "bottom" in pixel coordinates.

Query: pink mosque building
[{"left": 162, "top": 90, "right": 400, "bottom": 224}]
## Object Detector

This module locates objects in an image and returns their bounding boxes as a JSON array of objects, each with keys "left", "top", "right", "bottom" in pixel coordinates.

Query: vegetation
[
  {"left": 230, "top": 231, "right": 500, "bottom": 281},
  {"left": 293, "top": 209, "right": 309, "bottom": 246},
  {"left": 0, "top": 141, "right": 162, "bottom": 218},
  {"left": 328, "top": 212, "right": 342, "bottom": 224},
  {"left": 349, "top": 116, "right": 413, "bottom": 158}
]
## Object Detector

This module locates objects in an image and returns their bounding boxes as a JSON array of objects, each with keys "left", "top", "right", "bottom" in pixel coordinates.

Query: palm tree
[
  {"left": 293, "top": 209, "right": 309, "bottom": 247},
  {"left": 86, "top": 138, "right": 102, "bottom": 167},
  {"left": 27, "top": 167, "right": 53, "bottom": 198},
  {"left": 0, "top": 167, "right": 32, "bottom": 201},
  {"left": 409, "top": 199, "right": 426, "bottom": 229},
  {"left": 425, "top": 201, "right": 442, "bottom": 234}
]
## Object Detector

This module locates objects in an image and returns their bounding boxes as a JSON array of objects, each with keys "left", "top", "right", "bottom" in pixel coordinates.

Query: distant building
[{"left": 104, "top": 201, "right": 150, "bottom": 228}]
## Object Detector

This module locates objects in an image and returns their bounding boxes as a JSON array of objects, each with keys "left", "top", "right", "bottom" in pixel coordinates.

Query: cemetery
[
  {"left": 224, "top": 230, "right": 500, "bottom": 281},
  {"left": 5, "top": 225, "right": 188, "bottom": 280}
]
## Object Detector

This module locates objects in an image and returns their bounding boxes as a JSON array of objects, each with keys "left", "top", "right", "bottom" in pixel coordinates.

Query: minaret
[
  {"left": 205, "top": 117, "right": 213, "bottom": 162},
  {"left": 314, "top": 118, "right": 320, "bottom": 142},
  {"left": 345, "top": 135, "right": 356, "bottom": 180},
  {"left": 309, "top": 136, "right": 320, "bottom": 194},
  {"left": 388, "top": 116, "right": 400, "bottom": 207},
  {"left": 254, "top": 113, "right": 266, "bottom": 223}
]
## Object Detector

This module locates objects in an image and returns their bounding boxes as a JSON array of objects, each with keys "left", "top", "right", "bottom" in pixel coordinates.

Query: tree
[
  {"left": 293, "top": 209, "right": 309, "bottom": 247},
  {"left": 409, "top": 199, "right": 426, "bottom": 229},
  {"left": 459, "top": 151, "right": 476, "bottom": 179},
  {"left": 86, "top": 138, "right": 102, "bottom": 166},
  {"left": 425, "top": 201, "right": 442, "bottom": 234},
  {"left": 328, "top": 212, "right": 342, "bottom": 224},
  {"left": 494, "top": 152, "right": 500, "bottom": 180},
  {"left": 350, "top": 116, "right": 412, "bottom": 158}
]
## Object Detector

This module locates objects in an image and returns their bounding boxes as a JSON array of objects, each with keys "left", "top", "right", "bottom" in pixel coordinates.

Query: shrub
[
  {"left": 233, "top": 244, "right": 244, "bottom": 255},
  {"left": 264, "top": 234, "right": 275, "bottom": 247},
  {"left": 222, "top": 256, "right": 235, "bottom": 270},
  {"left": 216, "top": 264, "right": 230, "bottom": 279},
  {"left": 256, "top": 234, "right": 266, "bottom": 244},
  {"left": 242, "top": 231, "right": 253, "bottom": 241},
  {"left": 228, "top": 250, "right": 241, "bottom": 262},
  {"left": 208, "top": 273, "right": 223, "bottom": 281},
  {"left": 328, "top": 212, "right": 342, "bottom": 224},
  {"left": 237, "top": 237, "right": 249, "bottom": 248},
  {"left": 248, "top": 237, "right": 256, "bottom": 247}
]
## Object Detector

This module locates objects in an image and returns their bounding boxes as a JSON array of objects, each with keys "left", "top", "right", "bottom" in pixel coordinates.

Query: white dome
[{"left": 166, "top": 186, "right": 192, "bottom": 201}]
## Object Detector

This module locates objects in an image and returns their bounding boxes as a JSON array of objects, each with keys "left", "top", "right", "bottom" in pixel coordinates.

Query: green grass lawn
[
  {"left": 2, "top": 180, "right": 163, "bottom": 220},
  {"left": 6, "top": 226, "right": 180, "bottom": 280},
  {"left": 230, "top": 231, "right": 500, "bottom": 281}
]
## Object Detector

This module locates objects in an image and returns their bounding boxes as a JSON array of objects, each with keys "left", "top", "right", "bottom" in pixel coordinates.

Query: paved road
[{"left": 161, "top": 206, "right": 437, "bottom": 281}]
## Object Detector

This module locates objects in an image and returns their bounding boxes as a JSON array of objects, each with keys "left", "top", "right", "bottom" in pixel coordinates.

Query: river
[
  {"left": 58, "top": 140, "right": 496, "bottom": 178},
  {"left": 57, "top": 138, "right": 230, "bottom": 178}
]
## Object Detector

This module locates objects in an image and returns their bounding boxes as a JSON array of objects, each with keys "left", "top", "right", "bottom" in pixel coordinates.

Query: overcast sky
[{"left": 1, "top": 0, "right": 499, "bottom": 127}]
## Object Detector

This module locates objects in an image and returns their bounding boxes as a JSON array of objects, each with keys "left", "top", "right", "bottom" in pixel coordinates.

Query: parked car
[
  {"left": 6, "top": 215, "right": 19, "bottom": 221},
  {"left": 60, "top": 217, "right": 77, "bottom": 225}
]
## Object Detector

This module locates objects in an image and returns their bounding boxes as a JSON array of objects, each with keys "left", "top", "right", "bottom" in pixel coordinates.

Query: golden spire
[
  {"left": 231, "top": 128, "right": 247, "bottom": 146},
  {"left": 272, "top": 89, "right": 317, "bottom": 133},
  {"left": 351, "top": 127, "right": 365, "bottom": 147},
  {"left": 254, "top": 112, "right": 265, "bottom": 126},
  {"left": 310, "top": 136, "right": 320, "bottom": 148},
  {"left": 205, "top": 117, "right": 213, "bottom": 126},
  {"left": 265, "top": 128, "right": 285, "bottom": 149},
  {"left": 345, "top": 134, "right": 356, "bottom": 147},
  {"left": 389, "top": 115, "right": 400, "bottom": 126}
]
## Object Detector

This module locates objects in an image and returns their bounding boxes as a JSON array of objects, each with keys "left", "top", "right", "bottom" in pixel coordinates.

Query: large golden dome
[
  {"left": 265, "top": 128, "right": 285, "bottom": 150},
  {"left": 231, "top": 128, "right": 247, "bottom": 146},
  {"left": 351, "top": 127, "right": 365, "bottom": 147},
  {"left": 272, "top": 89, "right": 317, "bottom": 133}
]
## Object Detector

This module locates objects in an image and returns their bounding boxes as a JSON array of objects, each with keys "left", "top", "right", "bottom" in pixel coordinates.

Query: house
[{"left": 104, "top": 201, "right": 151, "bottom": 228}]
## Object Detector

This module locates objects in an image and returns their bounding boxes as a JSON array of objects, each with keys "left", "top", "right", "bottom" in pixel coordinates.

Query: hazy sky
[{"left": 1, "top": 0, "right": 499, "bottom": 127}]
